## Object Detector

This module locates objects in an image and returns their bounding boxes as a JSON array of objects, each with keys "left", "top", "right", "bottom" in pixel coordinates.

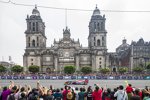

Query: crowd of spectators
[{"left": 0, "top": 81, "right": 150, "bottom": 100}]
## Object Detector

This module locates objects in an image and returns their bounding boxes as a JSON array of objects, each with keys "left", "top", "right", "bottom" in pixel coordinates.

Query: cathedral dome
[
  {"left": 93, "top": 6, "right": 100, "bottom": 16},
  {"left": 32, "top": 6, "right": 40, "bottom": 16},
  {"left": 116, "top": 38, "right": 130, "bottom": 54}
]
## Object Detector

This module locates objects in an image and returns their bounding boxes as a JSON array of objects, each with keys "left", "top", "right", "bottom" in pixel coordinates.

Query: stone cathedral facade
[{"left": 23, "top": 6, "right": 110, "bottom": 73}]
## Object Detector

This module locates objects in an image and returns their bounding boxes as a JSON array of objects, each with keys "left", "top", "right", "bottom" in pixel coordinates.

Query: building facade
[
  {"left": 130, "top": 38, "right": 150, "bottom": 70},
  {"left": 23, "top": 6, "right": 150, "bottom": 73},
  {"left": 23, "top": 6, "right": 109, "bottom": 72},
  {"left": 116, "top": 38, "right": 150, "bottom": 72}
]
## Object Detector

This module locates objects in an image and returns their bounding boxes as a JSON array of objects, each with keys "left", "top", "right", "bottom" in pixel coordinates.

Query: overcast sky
[{"left": 0, "top": 0, "right": 150, "bottom": 66}]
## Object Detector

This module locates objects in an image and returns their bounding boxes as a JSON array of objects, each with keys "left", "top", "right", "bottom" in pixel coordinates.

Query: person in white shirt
[{"left": 114, "top": 85, "right": 128, "bottom": 100}]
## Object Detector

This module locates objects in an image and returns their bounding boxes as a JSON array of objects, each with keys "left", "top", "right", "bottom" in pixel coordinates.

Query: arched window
[
  {"left": 94, "top": 37, "right": 96, "bottom": 41},
  {"left": 102, "top": 42, "right": 105, "bottom": 46},
  {"left": 28, "top": 43, "right": 30, "bottom": 47},
  {"left": 28, "top": 37, "right": 30, "bottom": 47},
  {"left": 94, "top": 42, "right": 95, "bottom": 46},
  {"left": 97, "top": 23, "right": 100, "bottom": 31},
  {"left": 29, "top": 22, "right": 31, "bottom": 30},
  {"left": 36, "top": 22, "right": 38, "bottom": 31},
  {"left": 94, "top": 22, "right": 96, "bottom": 31},
  {"left": 101, "top": 22, "right": 103, "bottom": 30},
  {"left": 97, "top": 39, "right": 100, "bottom": 46},
  {"left": 32, "top": 40, "right": 35, "bottom": 47},
  {"left": 28, "top": 37, "right": 30, "bottom": 41},
  {"left": 33, "top": 22, "right": 35, "bottom": 31},
  {"left": 37, "top": 37, "right": 39, "bottom": 41}
]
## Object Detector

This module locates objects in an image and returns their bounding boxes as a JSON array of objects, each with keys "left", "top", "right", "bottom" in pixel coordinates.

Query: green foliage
[
  {"left": 146, "top": 63, "right": 150, "bottom": 69},
  {"left": 11, "top": 65, "right": 23, "bottom": 73},
  {"left": 118, "top": 67, "right": 128, "bottom": 74},
  {"left": 81, "top": 66, "right": 92, "bottom": 74},
  {"left": 132, "top": 66, "right": 144, "bottom": 73},
  {"left": 64, "top": 66, "right": 76, "bottom": 74},
  {"left": 28, "top": 65, "right": 39, "bottom": 73},
  {"left": 100, "top": 67, "right": 110, "bottom": 74},
  {"left": 0, "top": 65, "right": 7, "bottom": 72}
]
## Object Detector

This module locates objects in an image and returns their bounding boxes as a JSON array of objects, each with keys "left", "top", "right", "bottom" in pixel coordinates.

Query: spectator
[
  {"left": 53, "top": 88, "right": 62, "bottom": 100},
  {"left": 114, "top": 85, "right": 128, "bottom": 100},
  {"left": 78, "top": 88, "right": 85, "bottom": 100},
  {"left": 62, "top": 86, "right": 68, "bottom": 100},
  {"left": 92, "top": 86, "right": 102, "bottom": 100},
  {"left": 130, "top": 89, "right": 140, "bottom": 100},
  {"left": 86, "top": 86, "right": 93, "bottom": 100},
  {"left": 126, "top": 84, "right": 133, "bottom": 100}
]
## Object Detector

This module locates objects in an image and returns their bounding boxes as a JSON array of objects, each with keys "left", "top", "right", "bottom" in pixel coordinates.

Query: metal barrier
[{"left": 0, "top": 75, "right": 149, "bottom": 80}]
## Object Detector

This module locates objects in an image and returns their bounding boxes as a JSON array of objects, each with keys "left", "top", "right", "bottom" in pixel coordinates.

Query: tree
[
  {"left": 64, "top": 66, "right": 76, "bottom": 74},
  {"left": 118, "top": 67, "right": 128, "bottom": 74},
  {"left": 28, "top": 65, "right": 39, "bottom": 73},
  {"left": 100, "top": 67, "right": 110, "bottom": 74},
  {"left": 0, "top": 65, "right": 7, "bottom": 72},
  {"left": 81, "top": 66, "right": 92, "bottom": 74},
  {"left": 146, "top": 63, "right": 150, "bottom": 70},
  {"left": 132, "top": 66, "right": 144, "bottom": 73},
  {"left": 146, "top": 63, "right": 150, "bottom": 74},
  {"left": 11, "top": 65, "right": 23, "bottom": 73}
]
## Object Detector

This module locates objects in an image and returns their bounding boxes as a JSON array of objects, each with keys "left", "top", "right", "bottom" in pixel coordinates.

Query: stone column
[
  {"left": 75, "top": 55, "right": 79, "bottom": 70},
  {"left": 130, "top": 45, "right": 134, "bottom": 72},
  {"left": 54, "top": 56, "right": 58, "bottom": 72},
  {"left": 23, "top": 55, "right": 27, "bottom": 72},
  {"left": 92, "top": 54, "right": 96, "bottom": 71}
]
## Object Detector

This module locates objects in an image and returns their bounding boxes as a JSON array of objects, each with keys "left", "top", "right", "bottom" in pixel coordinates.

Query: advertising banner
[{"left": 58, "top": 76, "right": 63, "bottom": 80}]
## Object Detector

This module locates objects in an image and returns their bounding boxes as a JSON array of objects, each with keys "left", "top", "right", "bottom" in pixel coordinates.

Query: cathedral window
[
  {"left": 32, "top": 40, "right": 35, "bottom": 47},
  {"left": 31, "top": 59, "right": 33, "bottom": 61},
  {"left": 32, "top": 22, "right": 35, "bottom": 31},
  {"left": 31, "top": 63, "right": 33, "bottom": 65},
  {"left": 102, "top": 42, "right": 105, "bottom": 46},
  {"left": 29, "top": 22, "right": 31, "bottom": 30},
  {"left": 99, "top": 65, "right": 101, "bottom": 68},
  {"left": 37, "top": 37, "right": 39, "bottom": 41},
  {"left": 102, "top": 37, "right": 104, "bottom": 41},
  {"left": 101, "top": 22, "right": 103, "bottom": 30},
  {"left": 94, "top": 22, "right": 96, "bottom": 31},
  {"left": 28, "top": 37, "right": 30, "bottom": 41},
  {"left": 97, "top": 39, "right": 100, "bottom": 46},
  {"left": 97, "top": 23, "right": 100, "bottom": 31},
  {"left": 94, "top": 37, "right": 95, "bottom": 40},
  {"left": 94, "top": 42, "right": 96, "bottom": 46},
  {"left": 36, "top": 22, "right": 38, "bottom": 31},
  {"left": 28, "top": 37, "right": 30, "bottom": 47}
]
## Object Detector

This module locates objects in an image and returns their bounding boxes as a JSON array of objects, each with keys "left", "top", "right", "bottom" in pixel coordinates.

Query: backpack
[
  {"left": 67, "top": 92, "right": 73, "bottom": 100},
  {"left": 8, "top": 94, "right": 15, "bottom": 100}
]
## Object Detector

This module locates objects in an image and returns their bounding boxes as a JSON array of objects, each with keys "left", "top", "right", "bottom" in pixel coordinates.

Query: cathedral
[{"left": 23, "top": 6, "right": 110, "bottom": 73}]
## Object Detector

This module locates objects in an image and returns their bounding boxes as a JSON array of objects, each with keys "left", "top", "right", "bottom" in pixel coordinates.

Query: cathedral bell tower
[
  {"left": 88, "top": 6, "right": 107, "bottom": 50},
  {"left": 25, "top": 6, "right": 46, "bottom": 48},
  {"left": 88, "top": 6, "right": 108, "bottom": 71},
  {"left": 23, "top": 6, "right": 47, "bottom": 70}
]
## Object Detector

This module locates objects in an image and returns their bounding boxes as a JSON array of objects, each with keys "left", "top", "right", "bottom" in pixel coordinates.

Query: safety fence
[{"left": 0, "top": 75, "right": 150, "bottom": 80}]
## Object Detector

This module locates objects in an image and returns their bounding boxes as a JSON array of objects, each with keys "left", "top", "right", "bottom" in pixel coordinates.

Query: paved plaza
[{"left": 0, "top": 80, "right": 149, "bottom": 89}]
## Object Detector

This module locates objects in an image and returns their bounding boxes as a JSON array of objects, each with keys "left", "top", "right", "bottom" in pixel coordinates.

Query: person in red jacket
[
  {"left": 126, "top": 84, "right": 133, "bottom": 100},
  {"left": 92, "top": 86, "right": 102, "bottom": 100}
]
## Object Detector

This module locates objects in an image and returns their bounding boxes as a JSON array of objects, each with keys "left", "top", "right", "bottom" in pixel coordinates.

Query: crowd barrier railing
[{"left": 0, "top": 75, "right": 149, "bottom": 80}]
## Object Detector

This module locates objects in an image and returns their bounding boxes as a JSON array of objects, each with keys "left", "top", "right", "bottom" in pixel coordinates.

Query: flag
[{"left": 125, "top": 80, "right": 128, "bottom": 86}]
